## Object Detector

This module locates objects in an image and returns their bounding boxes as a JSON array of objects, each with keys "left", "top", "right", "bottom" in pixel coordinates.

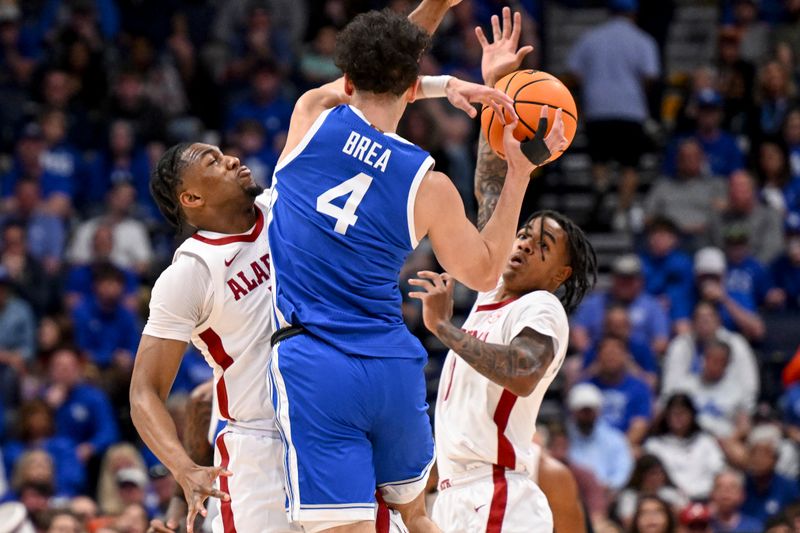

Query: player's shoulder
[
  {"left": 155, "top": 252, "right": 211, "bottom": 290},
  {"left": 513, "top": 290, "right": 567, "bottom": 318}
]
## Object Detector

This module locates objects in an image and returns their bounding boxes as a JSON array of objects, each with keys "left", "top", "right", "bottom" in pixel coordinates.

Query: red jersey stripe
[
  {"left": 375, "top": 492, "right": 391, "bottom": 533},
  {"left": 493, "top": 389, "right": 518, "bottom": 469},
  {"left": 199, "top": 329, "right": 236, "bottom": 421},
  {"left": 486, "top": 465, "right": 508, "bottom": 533},
  {"left": 475, "top": 297, "right": 519, "bottom": 313},
  {"left": 216, "top": 433, "right": 237, "bottom": 533},
  {"left": 192, "top": 209, "right": 264, "bottom": 246}
]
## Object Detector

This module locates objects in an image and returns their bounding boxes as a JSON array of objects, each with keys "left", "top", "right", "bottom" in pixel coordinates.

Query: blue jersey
[{"left": 269, "top": 105, "right": 435, "bottom": 358}]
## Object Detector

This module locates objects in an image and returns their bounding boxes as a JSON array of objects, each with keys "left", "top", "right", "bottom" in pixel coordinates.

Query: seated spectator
[
  {"left": 106, "top": 69, "right": 166, "bottom": 144},
  {"left": 783, "top": 108, "right": 800, "bottom": 181},
  {"left": 767, "top": 213, "right": 800, "bottom": 309},
  {"left": 755, "top": 61, "right": 794, "bottom": 139},
  {"left": 584, "top": 336, "right": 653, "bottom": 447},
  {"left": 43, "top": 348, "right": 119, "bottom": 467},
  {"left": 742, "top": 425, "right": 800, "bottom": 524},
  {"left": 566, "top": 383, "right": 633, "bottom": 491},
  {"left": 64, "top": 228, "right": 140, "bottom": 311},
  {"left": 38, "top": 109, "right": 82, "bottom": 216},
  {"left": 0, "top": 266, "right": 35, "bottom": 408},
  {"left": 662, "top": 301, "right": 759, "bottom": 406},
  {"left": 710, "top": 468, "right": 764, "bottom": 532},
  {"left": 1, "top": 220, "right": 60, "bottom": 316},
  {"left": 0, "top": 179, "right": 66, "bottom": 274},
  {"left": 640, "top": 217, "right": 695, "bottom": 330},
  {"left": 113, "top": 502, "right": 149, "bottom": 533},
  {"left": 758, "top": 140, "right": 797, "bottom": 217},
  {"left": 630, "top": 495, "right": 677, "bottom": 533},
  {"left": 71, "top": 264, "right": 139, "bottom": 370},
  {"left": 644, "top": 139, "right": 727, "bottom": 242},
  {"left": 644, "top": 393, "right": 725, "bottom": 500},
  {"left": 708, "top": 170, "right": 784, "bottom": 265},
  {"left": 664, "top": 89, "right": 745, "bottom": 178},
  {"left": 225, "top": 61, "right": 293, "bottom": 146},
  {"left": 10, "top": 449, "right": 55, "bottom": 516},
  {"left": 69, "top": 495, "right": 98, "bottom": 528},
  {"left": 581, "top": 304, "right": 659, "bottom": 386},
  {"left": 2, "top": 400, "right": 86, "bottom": 496},
  {"left": 693, "top": 246, "right": 766, "bottom": 341},
  {"left": 1, "top": 124, "right": 48, "bottom": 199},
  {"left": 47, "top": 511, "right": 83, "bottom": 533},
  {"left": 232, "top": 119, "right": 279, "bottom": 188},
  {"left": 572, "top": 254, "right": 671, "bottom": 355},
  {"left": 67, "top": 182, "right": 153, "bottom": 275},
  {"left": 681, "top": 340, "right": 755, "bottom": 438},
  {"left": 114, "top": 467, "right": 149, "bottom": 513},
  {"left": 614, "top": 454, "right": 688, "bottom": 530},
  {"left": 724, "top": 225, "right": 773, "bottom": 307},
  {"left": 96, "top": 443, "right": 147, "bottom": 515}
]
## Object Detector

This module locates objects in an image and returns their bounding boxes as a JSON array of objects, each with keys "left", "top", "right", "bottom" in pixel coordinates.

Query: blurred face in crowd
[
  {"left": 666, "top": 402, "right": 694, "bottom": 438},
  {"left": 44, "top": 70, "right": 74, "bottom": 108},
  {"left": 0, "top": 17, "right": 19, "bottom": 48},
  {"left": 18, "top": 450, "right": 54, "bottom": 484},
  {"left": 702, "top": 344, "right": 730, "bottom": 383},
  {"left": 67, "top": 40, "right": 91, "bottom": 73},
  {"left": 118, "top": 480, "right": 146, "bottom": 506},
  {"left": 693, "top": 302, "right": 722, "bottom": 340},
  {"left": 49, "top": 349, "right": 82, "bottom": 388},
  {"left": 236, "top": 123, "right": 266, "bottom": 155},
  {"left": 18, "top": 135, "right": 45, "bottom": 169},
  {"left": 21, "top": 402, "right": 54, "bottom": 441},
  {"left": 761, "top": 62, "right": 789, "bottom": 98},
  {"left": 20, "top": 484, "right": 51, "bottom": 515},
  {"left": 611, "top": 273, "right": 642, "bottom": 303},
  {"left": 711, "top": 471, "right": 745, "bottom": 515},
  {"left": 3, "top": 224, "right": 27, "bottom": 255},
  {"left": 110, "top": 121, "right": 135, "bottom": 156},
  {"left": 92, "top": 226, "right": 114, "bottom": 259},
  {"left": 108, "top": 182, "right": 136, "bottom": 216},
  {"left": 749, "top": 441, "right": 778, "bottom": 477},
  {"left": 15, "top": 180, "right": 42, "bottom": 214},
  {"left": 596, "top": 337, "right": 629, "bottom": 381},
  {"left": 648, "top": 227, "right": 678, "bottom": 257},
  {"left": 115, "top": 503, "right": 148, "bottom": 533},
  {"left": 784, "top": 110, "right": 800, "bottom": 145},
  {"left": 759, "top": 142, "right": 787, "bottom": 183},
  {"left": 604, "top": 307, "right": 630, "bottom": 339},
  {"left": 718, "top": 35, "right": 740, "bottom": 65},
  {"left": 41, "top": 111, "right": 67, "bottom": 146},
  {"left": 635, "top": 498, "right": 671, "bottom": 533},
  {"left": 573, "top": 407, "right": 598, "bottom": 435},
  {"left": 697, "top": 105, "right": 723, "bottom": 134},
  {"left": 734, "top": 0, "right": 758, "bottom": 24},
  {"left": 788, "top": 233, "right": 800, "bottom": 265},
  {"left": 94, "top": 276, "right": 125, "bottom": 307},
  {"left": 48, "top": 513, "right": 82, "bottom": 533},
  {"left": 676, "top": 140, "right": 704, "bottom": 179},
  {"left": 115, "top": 74, "right": 144, "bottom": 107},
  {"left": 70, "top": 495, "right": 98, "bottom": 524},
  {"left": 547, "top": 432, "right": 569, "bottom": 462},
  {"left": 729, "top": 171, "right": 756, "bottom": 212},
  {"left": 641, "top": 464, "right": 668, "bottom": 492},
  {"left": 725, "top": 238, "right": 750, "bottom": 264},
  {"left": 253, "top": 69, "right": 280, "bottom": 102}
]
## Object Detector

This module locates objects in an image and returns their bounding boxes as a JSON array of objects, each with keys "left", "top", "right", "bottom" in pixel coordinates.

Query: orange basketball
[{"left": 480, "top": 69, "right": 578, "bottom": 163}]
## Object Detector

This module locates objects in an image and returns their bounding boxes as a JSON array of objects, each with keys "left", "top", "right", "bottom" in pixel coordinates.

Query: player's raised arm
[{"left": 409, "top": 272, "right": 555, "bottom": 396}]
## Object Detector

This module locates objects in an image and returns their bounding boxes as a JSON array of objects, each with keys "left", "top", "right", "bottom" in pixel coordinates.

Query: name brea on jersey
[
  {"left": 342, "top": 131, "right": 391, "bottom": 172},
  {"left": 227, "top": 253, "right": 271, "bottom": 301}
]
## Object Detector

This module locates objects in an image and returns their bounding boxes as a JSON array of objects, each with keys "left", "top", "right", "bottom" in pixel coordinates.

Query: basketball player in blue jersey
[{"left": 267, "top": 9, "right": 568, "bottom": 533}]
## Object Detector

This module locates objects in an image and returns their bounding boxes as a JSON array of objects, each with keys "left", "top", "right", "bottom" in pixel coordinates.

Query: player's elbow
[{"left": 508, "top": 376, "right": 540, "bottom": 398}]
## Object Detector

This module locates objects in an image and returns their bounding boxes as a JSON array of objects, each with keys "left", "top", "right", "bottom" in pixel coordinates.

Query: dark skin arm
[
  {"left": 409, "top": 271, "right": 555, "bottom": 397},
  {"left": 538, "top": 453, "right": 587, "bottom": 533}
]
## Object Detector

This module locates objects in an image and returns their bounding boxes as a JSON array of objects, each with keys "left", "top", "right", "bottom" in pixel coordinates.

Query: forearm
[
  {"left": 131, "top": 385, "right": 195, "bottom": 475},
  {"left": 722, "top": 296, "right": 765, "bottom": 340},
  {"left": 475, "top": 134, "right": 508, "bottom": 231},
  {"left": 626, "top": 418, "right": 649, "bottom": 446},
  {"left": 477, "top": 171, "right": 529, "bottom": 279},
  {"left": 434, "top": 321, "right": 551, "bottom": 396},
  {"left": 408, "top": 0, "right": 451, "bottom": 35}
]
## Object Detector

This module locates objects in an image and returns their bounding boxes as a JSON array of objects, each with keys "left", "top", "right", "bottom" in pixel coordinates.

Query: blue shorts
[{"left": 268, "top": 333, "right": 435, "bottom": 524}]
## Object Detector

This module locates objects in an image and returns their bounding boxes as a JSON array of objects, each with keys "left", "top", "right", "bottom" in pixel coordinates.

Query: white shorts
[
  {"left": 212, "top": 426, "right": 300, "bottom": 533},
  {"left": 432, "top": 466, "right": 552, "bottom": 533}
]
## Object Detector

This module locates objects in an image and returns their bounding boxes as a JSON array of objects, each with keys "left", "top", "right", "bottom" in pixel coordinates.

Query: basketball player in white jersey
[{"left": 407, "top": 11, "right": 598, "bottom": 532}]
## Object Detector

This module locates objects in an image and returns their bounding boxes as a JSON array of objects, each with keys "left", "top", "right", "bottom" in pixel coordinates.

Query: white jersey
[
  {"left": 143, "top": 194, "right": 274, "bottom": 426},
  {"left": 435, "top": 287, "right": 569, "bottom": 482}
]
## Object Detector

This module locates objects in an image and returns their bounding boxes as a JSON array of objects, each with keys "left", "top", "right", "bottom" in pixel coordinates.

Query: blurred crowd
[{"left": 1, "top": 0, "right": 800, "bottom": 532}]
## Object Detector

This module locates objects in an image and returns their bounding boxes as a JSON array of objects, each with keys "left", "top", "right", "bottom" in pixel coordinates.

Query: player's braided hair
[
  {"left": 525, "top": 210, "right": 597, "bottom": 314},
  {"left": 150, "top": 142, "right": 192, "bottom": 232},
  {"left": 334, "top": 9, "right": 430, "bottom": 97}
]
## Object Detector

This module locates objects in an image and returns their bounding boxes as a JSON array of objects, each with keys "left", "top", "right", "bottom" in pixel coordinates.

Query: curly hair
[
  {"left": 334, "top": 9, "right": 430, "bottom": 96},
  {"left": 150, "top": 142, "right": 192, "bottom": 232},
  {"left": 524, "top": 210, "right": 598, "bottom": 314}
]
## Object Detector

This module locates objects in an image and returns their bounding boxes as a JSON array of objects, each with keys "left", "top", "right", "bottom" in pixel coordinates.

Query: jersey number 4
[{"left": 315, "top": 173, "right": 373, "bottom": 235}]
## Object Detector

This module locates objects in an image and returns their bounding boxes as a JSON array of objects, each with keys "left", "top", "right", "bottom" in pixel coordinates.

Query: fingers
[
  {"left": 501, "top": 7, "right": 512, "bottom": 40},
  {"left": 515, "top": 45, "right": 534, "bottom": 63},
  {"left": 510, "top": 11, "right": 523, "bottom": 45},
  {"left": 491, "top": 14, "right": 501, "bottom": 42},
  {"left": 211, "top": 467, "right": 233, "bottom": 479},
  {"left": 148, "top": 520, "right": 177, "bottom": 533},
  {"left": 502, "top": 117, "right": 520, "bottom": 148},
  {"left": 452, "top": 93, "right": 477, "bottom": 118},
  {"left": 475, "top": 26, "right": 489, "bottom": 48},
  {"left": 539, "top": 104, "right": 549, "bottom": 119}
]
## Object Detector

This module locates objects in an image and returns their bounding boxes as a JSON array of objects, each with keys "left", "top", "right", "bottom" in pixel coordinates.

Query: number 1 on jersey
[{"left": 316, "top": 172, "right": 373, "bottom": 235}]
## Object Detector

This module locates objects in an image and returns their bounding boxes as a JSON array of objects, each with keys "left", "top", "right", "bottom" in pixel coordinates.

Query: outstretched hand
[
  {"left": 476, "top": 7, "right": 534, "bottom": 87},
  {"left": 175, "top": 464, "right": 232, "bottom": 533},
  {"left": 445, "top": 77, "right": 516, "bottom": 120},
  {"left": 503, "top": 106, "right": 567, "bottom": 175},
  {"left": 408, "top": 271, "right": 454, "bottom": 334}
]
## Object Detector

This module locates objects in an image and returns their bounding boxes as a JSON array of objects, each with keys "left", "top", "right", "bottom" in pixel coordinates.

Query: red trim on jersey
[
  {"left": 199, "top": 328, "right": 237, "bottom": 422},
  {"left": 486, "top": 465, "right": 508, "bottom": 533},
  {"left": 493, "top": 390, "right": 517, "bottom": 469},
  {"left": 375, "top": 492, "right": 391, "bottom": 533},
  {"left": 216, "top": 433, "right": 237, "bottom": 533},
  {"left": 442, "top": 357, "right": 457, "bottom": 402},
  {"left": 191, "top": 208, "right": 264, "bottom": 245},
  {"left": 475, "top": 297, "right": 519, "bottom": 313}
]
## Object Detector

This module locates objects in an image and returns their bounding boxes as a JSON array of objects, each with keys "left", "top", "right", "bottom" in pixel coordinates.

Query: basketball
[{"left": 480, "top": 69, "right": 578, "bottom": 163}]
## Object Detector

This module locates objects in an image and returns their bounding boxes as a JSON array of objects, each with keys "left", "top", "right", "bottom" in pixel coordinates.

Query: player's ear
[
  {"left": 343, "top": 74, "right": 355, "bottom": 96},
  {"left": 553, "top": 265, "right": 572, "bottom": 286},
  {"left": 179, "top": 189, "right": 204, "bottom": 210},
  {"left": 407, "top": 78, "right": 421, "bottom": 103}
]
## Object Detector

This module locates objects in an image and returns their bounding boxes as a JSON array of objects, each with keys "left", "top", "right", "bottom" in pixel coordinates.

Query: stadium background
[{"left": 1, "top": 0, "right": 800, "bottom": 531}]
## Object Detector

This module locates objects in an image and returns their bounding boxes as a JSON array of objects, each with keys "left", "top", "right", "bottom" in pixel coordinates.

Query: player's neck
[
  {"left": 196, "top": 206, "right": 258, "bottom": 235},
  {"left": 349, "top": 95, "right": 404, "bottom": 133}
]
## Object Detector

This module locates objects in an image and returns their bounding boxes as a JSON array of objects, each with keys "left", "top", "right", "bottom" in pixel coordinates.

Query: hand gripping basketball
[{"left": 521, "top": 107, "right": 567, "bottom": 166}]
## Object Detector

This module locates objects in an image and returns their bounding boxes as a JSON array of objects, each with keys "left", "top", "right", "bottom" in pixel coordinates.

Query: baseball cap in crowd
[
  {"left": 567, "top": 383, "right": 603, "bottom": 411},
  {"left": 612, "top": 254, "right": 642, "bottom": 276},
  {"left": 116, "top": 467, "right": 148, "bottom": 488},
  {"left": 679, "top": 503, "right": 711, "bottom": 527},
  {"left": 694, "top": 247, "right": 726, "bottom": 276},
  {"left": 697, "top": 88, "right": 723, "bottom": 108}
]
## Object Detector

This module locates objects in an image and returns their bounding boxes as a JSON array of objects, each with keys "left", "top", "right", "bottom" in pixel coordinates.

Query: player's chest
[{"left": 217, "top": 244, "right": 272, "bottom": 309}]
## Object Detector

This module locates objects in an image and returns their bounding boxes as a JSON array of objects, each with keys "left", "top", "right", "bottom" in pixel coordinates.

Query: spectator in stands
[
  {"left": 114, "top": 467, "right": 149, "bottom": 511},
  {"left": 756, "top": 61, "right": 795, "bottom": 139},
  {"left": 716, "top": 27, "right": 756, "bottom": 138},
  {"left": 758, "top": 140, "right": 798, "bottom": 217},
  {"left": 662, "top": 300, "right": 759, "bottom": 406},
  {"left": 681, "top": 339, "right": 756, "bottom": 438},
  {"left": 566, "top": 383, "right": 633, "bottom": 491},
  {"left": 583, "top": 336, "right": 653, "bottom": 447},
  {"left": 0, "top": 180, "right": 65, "bottom": 275},
  {"left": 768, "top": 213, "right": 800, "bottom": 309},
  {"left": 2, "top": 400, "right": 86, "bottom": 496},
  {"left": 731, "top": 0, "right": 770, "bottom": 63},
  {"left": 0, "top": 265, "right": 35, "bottom": 408},
  {"left": 566, "top": 0, "right": 660, "bottom": 232},
  {"left": 630, "top": 495, "right": 677, "bottom": 533},
  {"left": 10, "top": 449, "right": 55, "bottom": 514},
  {"left": 644, "top": 393, "right": 726, "bottom": 500},
  {"left": 742, "top": 424, "right": 800, "bottom": 523},
  {"left": 128, "top": 35, "right": 187, "bottom": 118},
  {"left": 71, "top": 263, "right": 140, "bottom": 370},
  {"left": 783, "top": 108, "right": 800, "bottom": 181},
  {"left": 581, "top": 304, "right": 658, "bottom": 387},
  {"left": 614, "top": 454, "right": 688, "bottom": 530},
  {"left": 67, "top": 182, "right": 154, "bottom": 275},
  {"left": 44, "top": 348, "right": 119, "bottom": 467},
  {"left": 225, "top": 60, "right": 293, "bottom": 146},
  {"left": 114, "top": 502, "right": 149, "bottom": 533},
  {"left": 665, "top": 89, "right": 745, "bottom": 178},
  {"left": 65, "top": 234, "right": 140, "bottom": 312},
  {"left": 1, "top": 124, "right": 50, "bottom": 201},
  {"left": 1, "top": 220, "right": 60, "bottom": 316},
  {"left": 106, "top": 69, "right": 166, "bottom": 144},
  {"left": 694, "top": 246, "right": 767, "bottom": 341},
  {"left": 232, "top": 119, "right": 279, "bottom": 188},
  {"left": 147, "top": 463, "right": 176, "bottom": 522},
  {"left": 724, "top": 224, "right": 773, "bottom": 306},
  {"left": 96, "top": 443, "right": 147, "bottom": 516},
  {"left": 640, "top": 216, "right": 695, "bottom": 331},
  {"left": 710, "top": 468, "right": 764, "bottom": 532},
  {"left": 572, "top": 254, "right": 671, "bottom": 355},
  {"left": 47, "top": 511, "right": 83, "bottom": 533},
  {"left": 709, "top": 170, "right": 784, "bottom": 264},
  {"left": 69, "top": 495, "right": 98, "bottom": 528},
  {"left": 38, "top": 68, "right": 95, "bottom": 150},
  {"left": 38, "top": 109, "right": 81, "bottom": 216},
  {"left": 643, "top": 138, "right": 727, "bottom": 243}
]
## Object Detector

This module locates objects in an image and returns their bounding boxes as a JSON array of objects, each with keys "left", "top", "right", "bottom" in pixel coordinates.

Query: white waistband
[{"left": 224, "top": 419, "right": 279, "bottom": 438}]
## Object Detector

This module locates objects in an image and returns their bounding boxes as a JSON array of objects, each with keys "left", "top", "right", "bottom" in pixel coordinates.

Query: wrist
[{"left": 420, "top": 75, "right": 454, "bottom": 99}]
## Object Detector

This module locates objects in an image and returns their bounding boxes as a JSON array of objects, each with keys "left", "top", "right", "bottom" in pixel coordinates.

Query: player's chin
[{"left": 244, "top": 183, "right": 265, "bottom": 197}]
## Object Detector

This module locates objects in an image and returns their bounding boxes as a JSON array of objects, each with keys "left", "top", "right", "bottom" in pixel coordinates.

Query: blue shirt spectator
[
  {"left": 583, "top": 338, "right": 658, "bottom": 375},
  {"left": 709, "top": 469, "right": 764, "bottom": 533},
  {"left": 171, "top": 348, "right": 214, "bottom": 395},
  {"left": 225, "top": 63, "right": 293, "bottom": 146},
  {"left": 640, "top": 217, "right": 695, "bottom": 322},
  {"left": 769, "top": 215, "right": 800, "bottom": 309},
  {"left": 742, "top": 425, "right": 800, "bottom": 523},
  {"left": 65, "top": 263, "right": 140, "bottom": 309}
]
